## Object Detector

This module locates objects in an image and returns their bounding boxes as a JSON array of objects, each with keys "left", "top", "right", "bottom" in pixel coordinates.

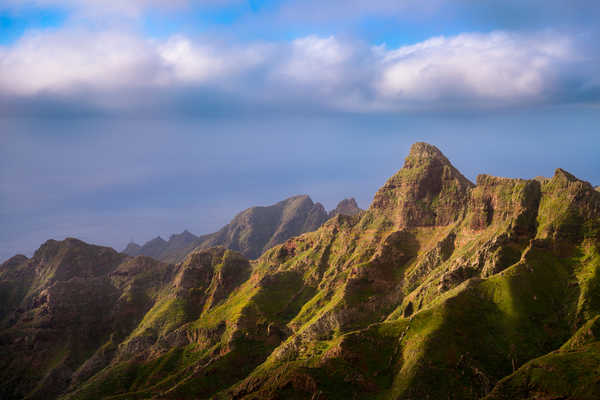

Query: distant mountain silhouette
[{"left": 124, "top": 195, "right": 362, "bottom": 262}]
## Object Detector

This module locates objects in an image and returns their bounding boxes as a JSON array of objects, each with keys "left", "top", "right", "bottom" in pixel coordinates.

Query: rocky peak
[
  {"left": 371, "top": 142, "right": 474, "bottom": 227},
  {"left": 168, "top": 230, "right": 200, "bottom": 248},
  {"left": 536, "top": 167, "right": 600, "bottom": 241},
  {"left": 1, "top": 254, "right": 28, "bottom": 270},
  {"left": 548, "top": 168, "right": 597, "bottom": 196},
  {"left": 403, "top": 141, "right": 452, "bottom": 167},
  {"left": 553, "top": 168, "right": 581, "bottom": 183},
  {"left": 33, "top": 238, "right": 88, "bottom": 262},
  {"left": 135, "top": 236, "right": 169, "bottom": 260},
  {"left": 329, "top": 198, "right": 362, "bottom": 218},
  {"left": 122, "top": 242, "right": 141, "bottom": 256},
  {"left": 147, "top": 236, "right": 167, "bottom": 245},
  {"left": 3, "top": 145, "right": 600, "bottom": 400},
  {"left": 194, "top": 194, "right": 329, "bottom": 260},
  {"left": 281, "top": 194, "right": 312, "bottom": 204},
  {"left": 171, "top": 229, "right": 195, "bottom": 240},
  {"left": 29, "top": 238, "right": 124, "bottom": 288}
]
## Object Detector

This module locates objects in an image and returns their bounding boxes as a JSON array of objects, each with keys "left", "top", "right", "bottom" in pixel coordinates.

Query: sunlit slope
[{"left": 1, "top": 142, "right": 598, "bottom": 400}]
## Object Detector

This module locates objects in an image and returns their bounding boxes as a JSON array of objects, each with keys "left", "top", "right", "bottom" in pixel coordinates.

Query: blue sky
[{"left": 1, "top": 0, "right": 599, "bottom": 260}]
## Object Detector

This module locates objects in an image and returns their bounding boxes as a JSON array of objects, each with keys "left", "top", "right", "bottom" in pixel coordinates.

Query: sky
[{"left": 1, "top": 0, "right": 600, "bottom": 261}]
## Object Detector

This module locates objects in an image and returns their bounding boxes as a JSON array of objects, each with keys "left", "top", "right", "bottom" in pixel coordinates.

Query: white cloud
[
  {"left": 0, "top": 30, "right": 163, "bottom": 94},
  {"left": 158, "top": 35, "right": 270, "bottom": 84},
  {"left": 158, "top": 36, "right": 228, "bottom": 83},
  {"left": 0, "top": 28, "right": 593, "bottom": 111},
  {"left": 277, "top": 36, "right": 353, "bottom": 88},
  {"left": 376, "top": 32, "right": 575, "bottom": 104}
]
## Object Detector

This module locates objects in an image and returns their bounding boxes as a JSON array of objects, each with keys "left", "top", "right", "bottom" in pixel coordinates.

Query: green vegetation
[{"left": 2, "top": 142, "right": 600, "bottom": 400}]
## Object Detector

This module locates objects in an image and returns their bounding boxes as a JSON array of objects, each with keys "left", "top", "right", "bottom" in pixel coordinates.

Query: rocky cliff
[{"left": 2, "top": 142, "right": 599, "bottom": 400}]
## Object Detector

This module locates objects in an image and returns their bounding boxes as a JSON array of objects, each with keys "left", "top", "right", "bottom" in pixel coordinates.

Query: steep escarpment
[{"left": 1, "top": 142, "right": 599, "bottom": 400}]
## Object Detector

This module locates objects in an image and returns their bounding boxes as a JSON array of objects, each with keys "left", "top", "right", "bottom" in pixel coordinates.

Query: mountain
[
  {"left": 123, "top": 231, "right": 202, "bottom": 263},
  {"left": 124, "top": 195, "right": 357, "bottom": 263},
  {"left": 192, "top": 194, "right": 328, "bottom": 260},
  {"left": 1, "top": 142, "right": 599, "bottom": 400},
  {"left": 328, "top": 197, "right": 362, "bottom": 218},
  {"left": 122, "top": 242, "right": 141, "bottom": 256}
]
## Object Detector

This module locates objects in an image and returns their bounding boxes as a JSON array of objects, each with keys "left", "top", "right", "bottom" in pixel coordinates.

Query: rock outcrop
[
  {"left": 371, "top": 142, "right": 474, "bottom": 227},
  {"left": 328, "top": 198, "right": 362, "bottom": 218}
]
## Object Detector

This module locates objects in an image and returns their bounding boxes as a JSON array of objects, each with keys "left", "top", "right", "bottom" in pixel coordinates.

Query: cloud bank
[{"left": 1, "top": 27, "right": 596, "bottom": 115}]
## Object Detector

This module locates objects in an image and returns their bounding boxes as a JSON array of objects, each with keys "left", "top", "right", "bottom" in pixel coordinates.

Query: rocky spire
[
  {"left": 371, "top": 142, "right": 474, "bottom": 227},
  {"left": 329, "top": 198, "right": 362, "bottom": 218}
]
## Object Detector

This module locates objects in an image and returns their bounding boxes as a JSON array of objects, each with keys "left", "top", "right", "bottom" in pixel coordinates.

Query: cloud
[
  {"left": 0, "top": 30, "right": 162, "bottom": 95},
  {"left": 0, "top": 28, "right": 597, "bottom": 114},
  {"left": 278, "top": 36, "right": 351, "bottom": 87},
  {"left": 158, "top": 35, "right": 270, "bottom": 84},
  {"left": 375, "top": 32, "right": 576, "bottom": 105}
]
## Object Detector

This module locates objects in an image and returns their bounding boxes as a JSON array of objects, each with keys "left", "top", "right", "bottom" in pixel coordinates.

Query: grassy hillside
[{"left": 2, "top": 142, "right": 599, "bottom": 400}]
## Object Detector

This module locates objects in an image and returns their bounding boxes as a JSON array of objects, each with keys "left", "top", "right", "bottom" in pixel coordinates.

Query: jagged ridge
[
  {"left": 124, "top": 196, "right": 362, "bottom": 263},
  {"left": 1, "top": 142, "right": 599, "bottom": 400}
]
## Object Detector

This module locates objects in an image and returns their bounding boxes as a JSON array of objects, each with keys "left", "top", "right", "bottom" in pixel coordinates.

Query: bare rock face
[
  {"left": 469, "top": 175, "right": 541, "bottom": 236},
  {"left": 329, "top": 198, "right": 362, "bottom": 218},
  {"left": 371, "top": 142, "right": 474, "bottom": 227}
]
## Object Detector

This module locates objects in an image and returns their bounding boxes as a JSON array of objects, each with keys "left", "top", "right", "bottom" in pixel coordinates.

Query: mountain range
[
  {"left": 123, "top": 196, "right": 362, "bottom": 263},
  {"left": 1, "top": 142, "right": 599, "bottom": 400}
]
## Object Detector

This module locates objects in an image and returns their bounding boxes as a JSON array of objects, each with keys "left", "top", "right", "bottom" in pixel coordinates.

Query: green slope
[{"left": 1, "top": 142, "right": 599, "bottom": 400}]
